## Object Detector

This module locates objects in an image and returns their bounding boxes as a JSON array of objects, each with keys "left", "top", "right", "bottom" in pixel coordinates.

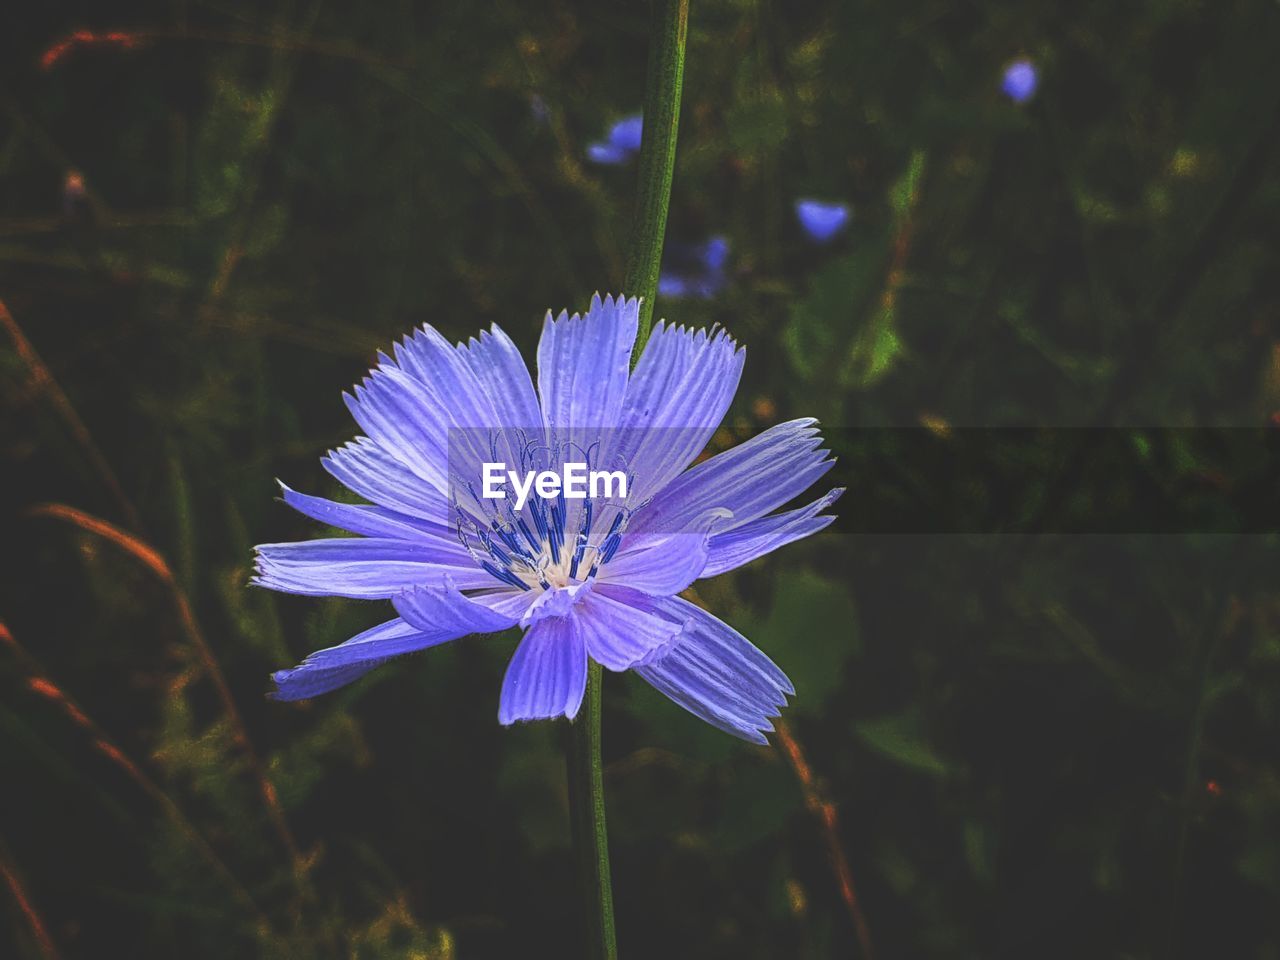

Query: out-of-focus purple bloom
[
  {"left": 1001, "top": 58, "right": 1038, "bottom": 104},
  {"left": 795, "top": 199, "right": 851, "bottom": 244},
  {"left": 529, "top": 93, "right": 550, "bottom": 125},
  {"left": 587, "top": 113, "right": 643, "bottom": 165},
  {"left": 254, "top": 295, "right": 840, "bottom": 742},
  {"left": 658, "top": 236, "right": 730, "bottom": 300}
]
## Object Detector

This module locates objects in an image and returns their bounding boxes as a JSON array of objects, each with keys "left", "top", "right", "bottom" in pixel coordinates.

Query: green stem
[
  {"left": 623, "top": 0, "right": 690, "bottom": 354},
  {"left": 567, "top": 5, "right": 689, "bottom": 957},
  {"left": 568, "top": 661, "right": 616, "bottom": 960}
]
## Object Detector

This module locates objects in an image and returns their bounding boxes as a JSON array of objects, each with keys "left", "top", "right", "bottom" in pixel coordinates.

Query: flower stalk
[
  {"left": 624, "top": 0, "right": 690, "bottom": 353},
  {"left": 569, "top": 1, "right": 689, "bottom": 957},
  {"left": 567, "top": 661, "right": 616, "bottom": 959}
]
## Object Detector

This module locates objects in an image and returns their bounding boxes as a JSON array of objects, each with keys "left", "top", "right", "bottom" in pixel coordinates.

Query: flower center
[{"left": 455, "top": 484, "right": 630, "bottom": 593}]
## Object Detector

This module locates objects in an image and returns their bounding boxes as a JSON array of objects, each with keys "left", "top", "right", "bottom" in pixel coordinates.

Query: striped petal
[
  {"left": 597, "top": 529, "right": 711, "bottom": 596},
  {"left": 253, "top": 538, "right": 491, "bottom": 598},
  {"left": 576, "top": 586, "right": 685, "bottom": 671},
  {"left": 279, "top": 482, "right": 453, "bottom": 542},
  {"left": 701, "top": 488, "right": 843, "bottom": 578},
  {"left": 498, "top": 615, "right": 587, "bottom": 723},
  {"left": 632, "top": 596, "right": 793, "bottom": 744},
  {"left": 629, "top": 419, "right": 833, "bottom": 537},
  {"left": 617, "top": 321, "right": 744, "bottom": 503},
  {"left": 344, "top": 366, "right": 452, "bottom": 493},
  {"left": 392, "top": 582, "right": 519, "bottom": 636},
  {"left": 536, "top": 294, "right": 637, "bottom": 435},
  {"left": 321, "top": 437, "right": 451, "bottom": 525},
  {"left": 457, "top": 324, "right": 543, "bottom": 433},
  {"left": 271, "top": 616, "right": 452, "bottom": 700}
]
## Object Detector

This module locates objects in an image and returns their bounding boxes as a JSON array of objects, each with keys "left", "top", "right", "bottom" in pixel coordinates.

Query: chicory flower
[
  {"left": 658, "top": 236, "right": 730, "bottom": 300},
  {"left": 254, "top": 295, "right": 840, "bottom": 742},
  {"left": 1001, "top": 58, "right": 1038, "bottom": 104},
  {"left": 795, "top": 199, "right": 851, "bottom": 244},
  {"left": 587, "top": 114, "right": 643, "bottom": 165}
]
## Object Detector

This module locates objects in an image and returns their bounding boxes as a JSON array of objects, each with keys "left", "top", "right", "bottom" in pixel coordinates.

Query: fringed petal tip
[
  {"left": 581, "top": 291, "right": 642, "bottom": 324},
  {"left": 631, "top": 596, "right": 796, "bottom": 745},
  {"left": 266, "top": 669, "right": 293, "bottom": 701},
  {"left": 645, "top": 317, "right": 743, "bottom": 354},
  {"left": 541, "top": 293, "right": 639, "bottom": 328},
  {"left": 801, "top": 487, "right": 842, "bottom": 533}
]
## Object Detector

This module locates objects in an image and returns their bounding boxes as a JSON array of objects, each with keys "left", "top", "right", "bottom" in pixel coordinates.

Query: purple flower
[
  {"left": 587, "top": 114, "right": 643, "bottom": 165},
  {"left": 658, "top": 236, "right": 730, "bottom": 300},
  {"left": 254, "top": 295, "right": 840, "bottom": 742},
  {"left": 529, "top": 93, "right": 550, "bottom": 125},
  {"left": 1001, "top": 58, "right": 1038, "bottom": 104},
  {"left": 795, "top": 199, "right": 851, "bottom": 244}
]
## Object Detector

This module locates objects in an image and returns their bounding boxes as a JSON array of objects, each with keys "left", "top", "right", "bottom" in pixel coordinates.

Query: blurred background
[{"left": 3, "top": 0, "right": 1280, "bottom": 957}]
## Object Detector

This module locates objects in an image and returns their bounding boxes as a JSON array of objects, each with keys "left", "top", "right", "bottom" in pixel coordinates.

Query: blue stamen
[
  {"left": 547, "top": 499, "right": 563, "bottom": 564},
  {"left": 600, "top": 532, "right": 624, "bottom": 564},
  {"left": 482, "top": 560, "right": 530, "bottom": 591},
  {"left": 570, "top": 499, "right": 593, "bottom": 579},
  {"left": 527, "top": 494, "right": 549, "bottom": 542},
  {"left": 492, "top": 520, "right": 535, "bottom": 564}
]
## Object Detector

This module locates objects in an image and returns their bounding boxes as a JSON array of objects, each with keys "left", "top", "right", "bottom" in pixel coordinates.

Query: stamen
[
  {"left": 482, "top": 560, "right": 530, "bottom": 591},
  {"left": 569, "top": 498, "right": 593, "bottom": 579},
  {"left": 547, "top": 497, "right": 564, "bottom": 564},
  {"left": 600, "top": 532, "right": 624, "bottom": 564},
  {"left": 587, "top": 509, "right": 630, "bottom": 575}
]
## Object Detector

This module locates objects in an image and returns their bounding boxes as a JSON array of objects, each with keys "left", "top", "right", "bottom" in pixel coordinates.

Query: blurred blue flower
[
  {"left": 587, "top": 113, "right": 643, "bottom": 165},
  {"left": 1001, "top": 58, "right": 1038, "bottom": 104},
  {"left": 529, "top": 93, "right": 550, "bottom": 125},
  {"left": 255, "top": 295, "right": 840, "bottom": 742},
  {"left": 658, "top": 235, "right": 730, "bottom": 299},
  {"left": 795, "top": 199, "right": 851, "bottom": 244}
]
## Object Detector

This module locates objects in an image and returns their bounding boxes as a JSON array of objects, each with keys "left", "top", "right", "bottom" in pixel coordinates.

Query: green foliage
[
  {"left": 853, "top": 707, "right": 949, "bottom": 778},
  {"left": 742, "top": 569, "right": 858, "bottom": 713}
]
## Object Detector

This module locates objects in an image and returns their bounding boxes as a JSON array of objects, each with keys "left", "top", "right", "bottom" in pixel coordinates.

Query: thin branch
[
  {"left": 37, "top": 26, "right": 407, "bottom": 73},
  {"left": 0, "top": 620, "right": 271, "bottom": 935},
  {"left": 24, "top": 504, "right": 305, "bottom": 875},
  {"left": 0, "top": 296, "right": 140, "bottom": 529},
  {"left": 776, "top": 720, "right": 876, "bottom": 960},
  {"left": 0, "top": 836, "right": 61, "bottom": 960}
]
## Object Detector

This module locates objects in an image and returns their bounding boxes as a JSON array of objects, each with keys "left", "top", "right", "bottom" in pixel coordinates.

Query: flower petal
[
  {"left": 795, "top": 199, "right": 851, "bottom": 243},
  {"left": 322, "top": 437, "right": 451, "bottom": 525},
  {"left": 631, "top": 596, "right": 792, "bottom": 744},
  {"left": 536, "top": 294, "right": 637, "bottom": 435},
  {"left": 469, "top": 588, "right": 540, "bottom": 620},
  {"left": 598, "top": 526, "right": 713, "bottom": 596},
  {"left": 498, "top": 616, "right": 587, "bottom": 723},
  {"left": 587, "top": 142, "right": 629, "bottom": 165},
  {"left": 618, "top": 322, "right": 744, "bottom": 503},
  {"left": 608, "top": 114, "right": 643, "bottom": 152},
  {"left": 279, "top": 482, "right": 453, "bottom": 541},
  {"left": 457, "top": 324, "right": 544, "bottom": 432},
  {"left": 271, "top": 616, "right": 450, "bottom": 700},
  {"left": 520, "top": 581, "right": 593, "bottom": 627},
  {"left": 272, "top": 660, "right": 384, "bottom": 701},
  {"left": 344, "top": 367, "right": 452, "bottom": 493},
  {"left": 392, "top": 582, "right": 520, "bottom": 635},
  {"left": 392, "top": 326, "right": 529, "bottom": 480},
  {"left": 629, "top": 419, "right": 833, "bottom": 536},
  {"left": 253, "top": 538, "right": 492, "bottom": 598},
  {"left": 701, "top": 488, "right": 844, "bottom": 578},
  {"left": 576, "top": 586, "right": 685, "bottom": 671},
  {"left": 657, "top": 273, "right": 690, "bottom": 297}
]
